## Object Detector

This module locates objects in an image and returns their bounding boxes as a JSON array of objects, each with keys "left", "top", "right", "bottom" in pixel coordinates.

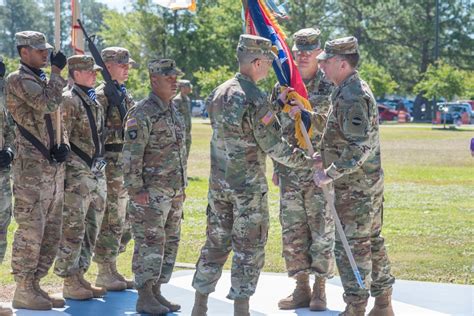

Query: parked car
[
  {"left": 439, "top": 102, "right": 474, "bottom": 124},
  {"left": 378, "top": 104, "right": 398, "bottom": 121},
  {"left": 191, "top": 99, "right": 206, "bottom": 117},
  {"left": 458, "top": 100, "right": 474, "bottom": 111}
]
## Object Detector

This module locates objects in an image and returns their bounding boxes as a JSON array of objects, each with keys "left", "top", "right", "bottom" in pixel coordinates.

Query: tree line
[{"left": 0, "top": 0, "right": 472, "bottom": 120}]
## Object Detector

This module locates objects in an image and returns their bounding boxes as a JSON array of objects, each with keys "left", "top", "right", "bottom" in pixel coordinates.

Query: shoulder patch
[
  {"left": 127, "top": 130, "right": 137, "bottom": 140},
  {"left": 261, "top": 110, "right": 276, "bottom": 126},
  {"left": 126, "top": 117, "right": 137, "bottom": 129}
]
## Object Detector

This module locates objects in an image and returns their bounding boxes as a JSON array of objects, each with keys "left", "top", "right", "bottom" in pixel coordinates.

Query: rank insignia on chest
[
  {"left": 128, "top": 130, "right": 137, "bottom": 140},
  {"left": 261, "top": 110, "right": 276, "bottom": 126}
]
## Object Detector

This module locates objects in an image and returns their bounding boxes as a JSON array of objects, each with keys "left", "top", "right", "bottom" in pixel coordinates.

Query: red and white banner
[{"left": 71, "top": 0, "right": 85, "bottom": 55}]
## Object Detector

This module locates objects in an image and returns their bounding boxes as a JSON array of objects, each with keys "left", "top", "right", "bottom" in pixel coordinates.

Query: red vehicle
[
  {"left": 378, "top": 104, "right": 399, "bottom": 122},
  {"left": 459, "top": 100, "right": 474, "bottom": 111}
]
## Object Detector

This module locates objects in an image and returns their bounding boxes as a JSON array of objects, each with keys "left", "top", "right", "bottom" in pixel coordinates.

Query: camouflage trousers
[
  {"left": 94, "top": 152, "right": 130, "bottom": 263},
  {"left": 54, "top": 165, "right": 106, "bottom": 277},
  {"left": 185, "top": 131, "right": 191, "bottom": 161},
  {"left": 129, "top": 187, "right": 183, "bottom": 289},
  {"left": 279, "top": 175, "right": 335, "bottom": 278},
  {"left": 334, "top": 178, "right": 395, "bottom": 302},
  {"left": 192, "top": 189, "right": 269, "bottom": 300},
  {"left": 0, "top": 169, "right": 12, "bottom": 263},
  {"left": 11, "top": 157, "right": 64, "bottom": 280}
]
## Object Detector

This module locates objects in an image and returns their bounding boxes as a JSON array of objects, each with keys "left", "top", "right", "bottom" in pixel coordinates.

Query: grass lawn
[{"left": 1, "top": 120, "right": 473, "bottom": 289}]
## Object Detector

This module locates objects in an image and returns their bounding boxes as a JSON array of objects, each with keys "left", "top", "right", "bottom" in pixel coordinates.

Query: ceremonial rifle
[{"left": 76, "top": 19, "right": 127, "bottom": 123}]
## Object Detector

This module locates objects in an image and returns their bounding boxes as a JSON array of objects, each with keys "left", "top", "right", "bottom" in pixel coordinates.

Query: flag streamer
[{"left": 244, "top": 0, "right": 313, "bottom": 149}]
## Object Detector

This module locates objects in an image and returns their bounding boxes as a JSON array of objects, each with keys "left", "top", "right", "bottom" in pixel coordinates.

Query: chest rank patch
[
  {"left": 261, "top": 110, "right": 276, "bottom": 126},
  {"left": 352, "top": 116, "right": 362, "bottom": 126}
]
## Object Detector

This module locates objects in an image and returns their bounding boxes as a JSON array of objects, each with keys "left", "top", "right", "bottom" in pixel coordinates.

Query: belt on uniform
[{"left": 105, "top": 143, "right": 123, "bottom": 152}]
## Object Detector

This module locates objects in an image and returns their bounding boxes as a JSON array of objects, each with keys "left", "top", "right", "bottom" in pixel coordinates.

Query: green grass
[{"left": 1, "top": 121, "right": 473, "bottom": 287}]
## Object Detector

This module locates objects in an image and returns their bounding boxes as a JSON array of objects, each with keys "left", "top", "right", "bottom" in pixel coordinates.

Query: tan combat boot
[
  {"left": 63, "top": 275, "right": 93, "bottom": 300},
  {"left": 95, "top": 263, "right": 127, "bottom": 291},
  {"left": 310, "top": 276, "right": 327, "bottom": 311},
  {"left": 12, "top": 276, "right": 52, "bottom": 310},
  {"left": 136, "top": 280, "right": 169, "bottom": 315},
  {"left": 78, "top": 272, "right": 107, "bottom": 297},
  {"left": 153, "top": 282, "right": 181, "bottom": 312},
  {"left": 368, "top": 289, "right": 395, "bottom": 316},
  {"left": 0, "top": 305, "right": 13, "bottom": 316},
  {"left": 278, "top": 273, "right": 311, "bottom": 309},
  {"left": 110, "top": 260, "right": 134, "bottom": 289},
  {"left": 191, "top": 291, "right": 208, "bottom": 316},
  {"left": 339, "top": 294, "right": 368, "bottom": 316},
  {"left": 234, "top": 298, "right": 250, "bottom": 316},
  {"left": 33, "top": 278, "right": 66, "bottom": 308}
]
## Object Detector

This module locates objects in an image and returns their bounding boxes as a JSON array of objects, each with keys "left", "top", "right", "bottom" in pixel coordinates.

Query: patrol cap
[
  {"left": 148, "top": 58, "right": 183, "bottom": 76},
  {"left": 67, "top": 55, "right": 102, "bottom": 72},
  {"left": 101, "top": 47, "right": 137, "bottom": 68},
  {"left": 15, "top": 31, "right": 53, "bottom": 50},
  {"left": 317, "top": 36, "right": 359, "bottom": 60},
  {"left": 178, "top": 79, "right": 192, "bottom": 88},
  {"left": 292, "top": 28, "right": 321, "bottom": 51},
  {"left": 236, "top": 34, "right": 275, "bottom": 61}
]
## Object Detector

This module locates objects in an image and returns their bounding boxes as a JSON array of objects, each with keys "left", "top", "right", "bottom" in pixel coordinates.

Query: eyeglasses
[
  {"left": 294, "top": 50, "right": 319, "bottom": 57},
  {"left": 252, "top": 58, "right": 273, "bottom": 65}
]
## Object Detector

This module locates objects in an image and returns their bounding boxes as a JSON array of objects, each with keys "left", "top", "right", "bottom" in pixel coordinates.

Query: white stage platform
[{"left": 4, "top": 270, "right": 473, "bottom": 315}]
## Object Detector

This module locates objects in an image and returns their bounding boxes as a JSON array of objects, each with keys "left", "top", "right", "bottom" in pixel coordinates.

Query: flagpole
[
  {"left": 54, "top": 0, "right": 61, "bottom": 145},
  {"left": 299, "top": 119, "right": 365, "bottom": 289}
]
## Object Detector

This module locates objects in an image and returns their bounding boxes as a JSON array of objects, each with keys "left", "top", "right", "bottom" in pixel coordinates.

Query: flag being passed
[
  {"left": 243, "top": 0, "right": 313, "bottom": 149},
  {"left": 153, "top": 0, "right": 196, "bottom": 11}
]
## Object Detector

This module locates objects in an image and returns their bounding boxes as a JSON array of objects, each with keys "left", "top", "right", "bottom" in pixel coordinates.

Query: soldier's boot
[
  {"left": 278, "top": 273, "right": 311, "bottom": 309},
  {"left": 33, "top": 278, "right": 66, "bottom": 308},
  {"left": 12, "top": 277, "right": 52, "bottom": 310},
  {"left": 63, "top": 275, "right": 93, "bottom": 300},
  {"left": 0, "top": 305, "right": 13, "bottom": 316},
  {"left": 339, "top": 295, "right": 368, "bottom": 316},
  {"left": 95, "top": 263, "right": 127, "bottom": 291},
  {"left": 78, "top": 272, "right": 107, "bottom": 297},
  {"left": 109, "top": 260, "right": 134, "bottom": 289},
  {"left": 191, "top": 291, "right": 208, "bottom": 316},
  {"left": 368, "top": 289, "right": 394, "bottom": 316},
  {"left": 310, "top": 277, "right": 327, "bottom": 311},
  {"left": 136, "top": 280, "right": 169, "bottom": 315},
  {"left": 153, "top": 282, "right": 181, "bottom": 312},
  {"left": 234, "top": 298, "right": 250, "bottom": 316}
]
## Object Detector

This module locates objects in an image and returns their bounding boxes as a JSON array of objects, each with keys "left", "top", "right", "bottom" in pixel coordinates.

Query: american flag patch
[
  {"left": 260, "top": 110, "right": 275, "bottom": 126},
  {"left": 126, "top": 118, "right": 137, "bottom": 128}
]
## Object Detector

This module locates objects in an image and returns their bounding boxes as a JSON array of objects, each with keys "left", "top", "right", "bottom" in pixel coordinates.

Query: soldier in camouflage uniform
[
  {"left": 54, "top": 55, "right": 108, "bottom": 301},
  {"left": 173, "top": 79, "right": 193, "bottom": 161},
  {"left": 93, "top": 47, "right": 136, "bottom": 291},
  {"left": 191, "top": 35, "right": 318, "bottom": 316},
  {"left": 314, "top": 36, "right": 395, "bottom": 316},
  {"left": 6, "top": 31, "right": 69, "bottom": 311},
  {"left": 0, "top": 56, "right": 14, "bottom": 316},
  {"left": 272, "top": 28, "right": 335, "bottom": 311},
  {"left": 123, "top": 58, "right": 187, "bottom": 315}
]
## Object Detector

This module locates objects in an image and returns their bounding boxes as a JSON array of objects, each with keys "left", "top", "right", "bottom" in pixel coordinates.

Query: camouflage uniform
[
  {"left": 54, "top": 56, "right": 107, "bottom": 278},
  {"left": 0, "top": 73, "right": 15, "bottom": 263},
  {"left": 123, "top": 59, "right": 187, "bottom": 289},
  {"left": 6, "top": 32, "right": 67, "bottom": 282},
  {"left": 192, "top": 35, "right": 315, "bottom": 301},
  {"left": 272, "top": 28, "right": 335, "bottom": 278},
  {"left": 173, "top": 79, "right": 192, "bottom": 160},
  {"left": 317, "top": 37, "right": 395, "bottom": 306},
  {"left": 94, "top": 47, "right": 136, "bottom": 265}
]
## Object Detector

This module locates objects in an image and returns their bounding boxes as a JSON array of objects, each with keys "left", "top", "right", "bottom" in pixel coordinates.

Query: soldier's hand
[
  {"left": 50, "top": 143, "right": 70, "bottom": 163},
  {"left": 272, "top": 172, "right": 279, "bottom": 186},
  {"left": 277, "top": 87, "right": 294, "bottom": 105},
  {"left": 312, "top": 153, "right": 323, "bottom": 170},
  {"left": 134, "top": 191, "right": 150, "bottom": 205},
  {"left": 313, "top": 169, "right": 332, "bottom": 187},
  {"left": 50, "top": 51, "right": 67, "bottom": 71},
  {"left": 0, "top": 148, "right": 13, "bottom": 169},
  {"left": 0, "top": 59, "right": 5, "bottom": 78}
]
